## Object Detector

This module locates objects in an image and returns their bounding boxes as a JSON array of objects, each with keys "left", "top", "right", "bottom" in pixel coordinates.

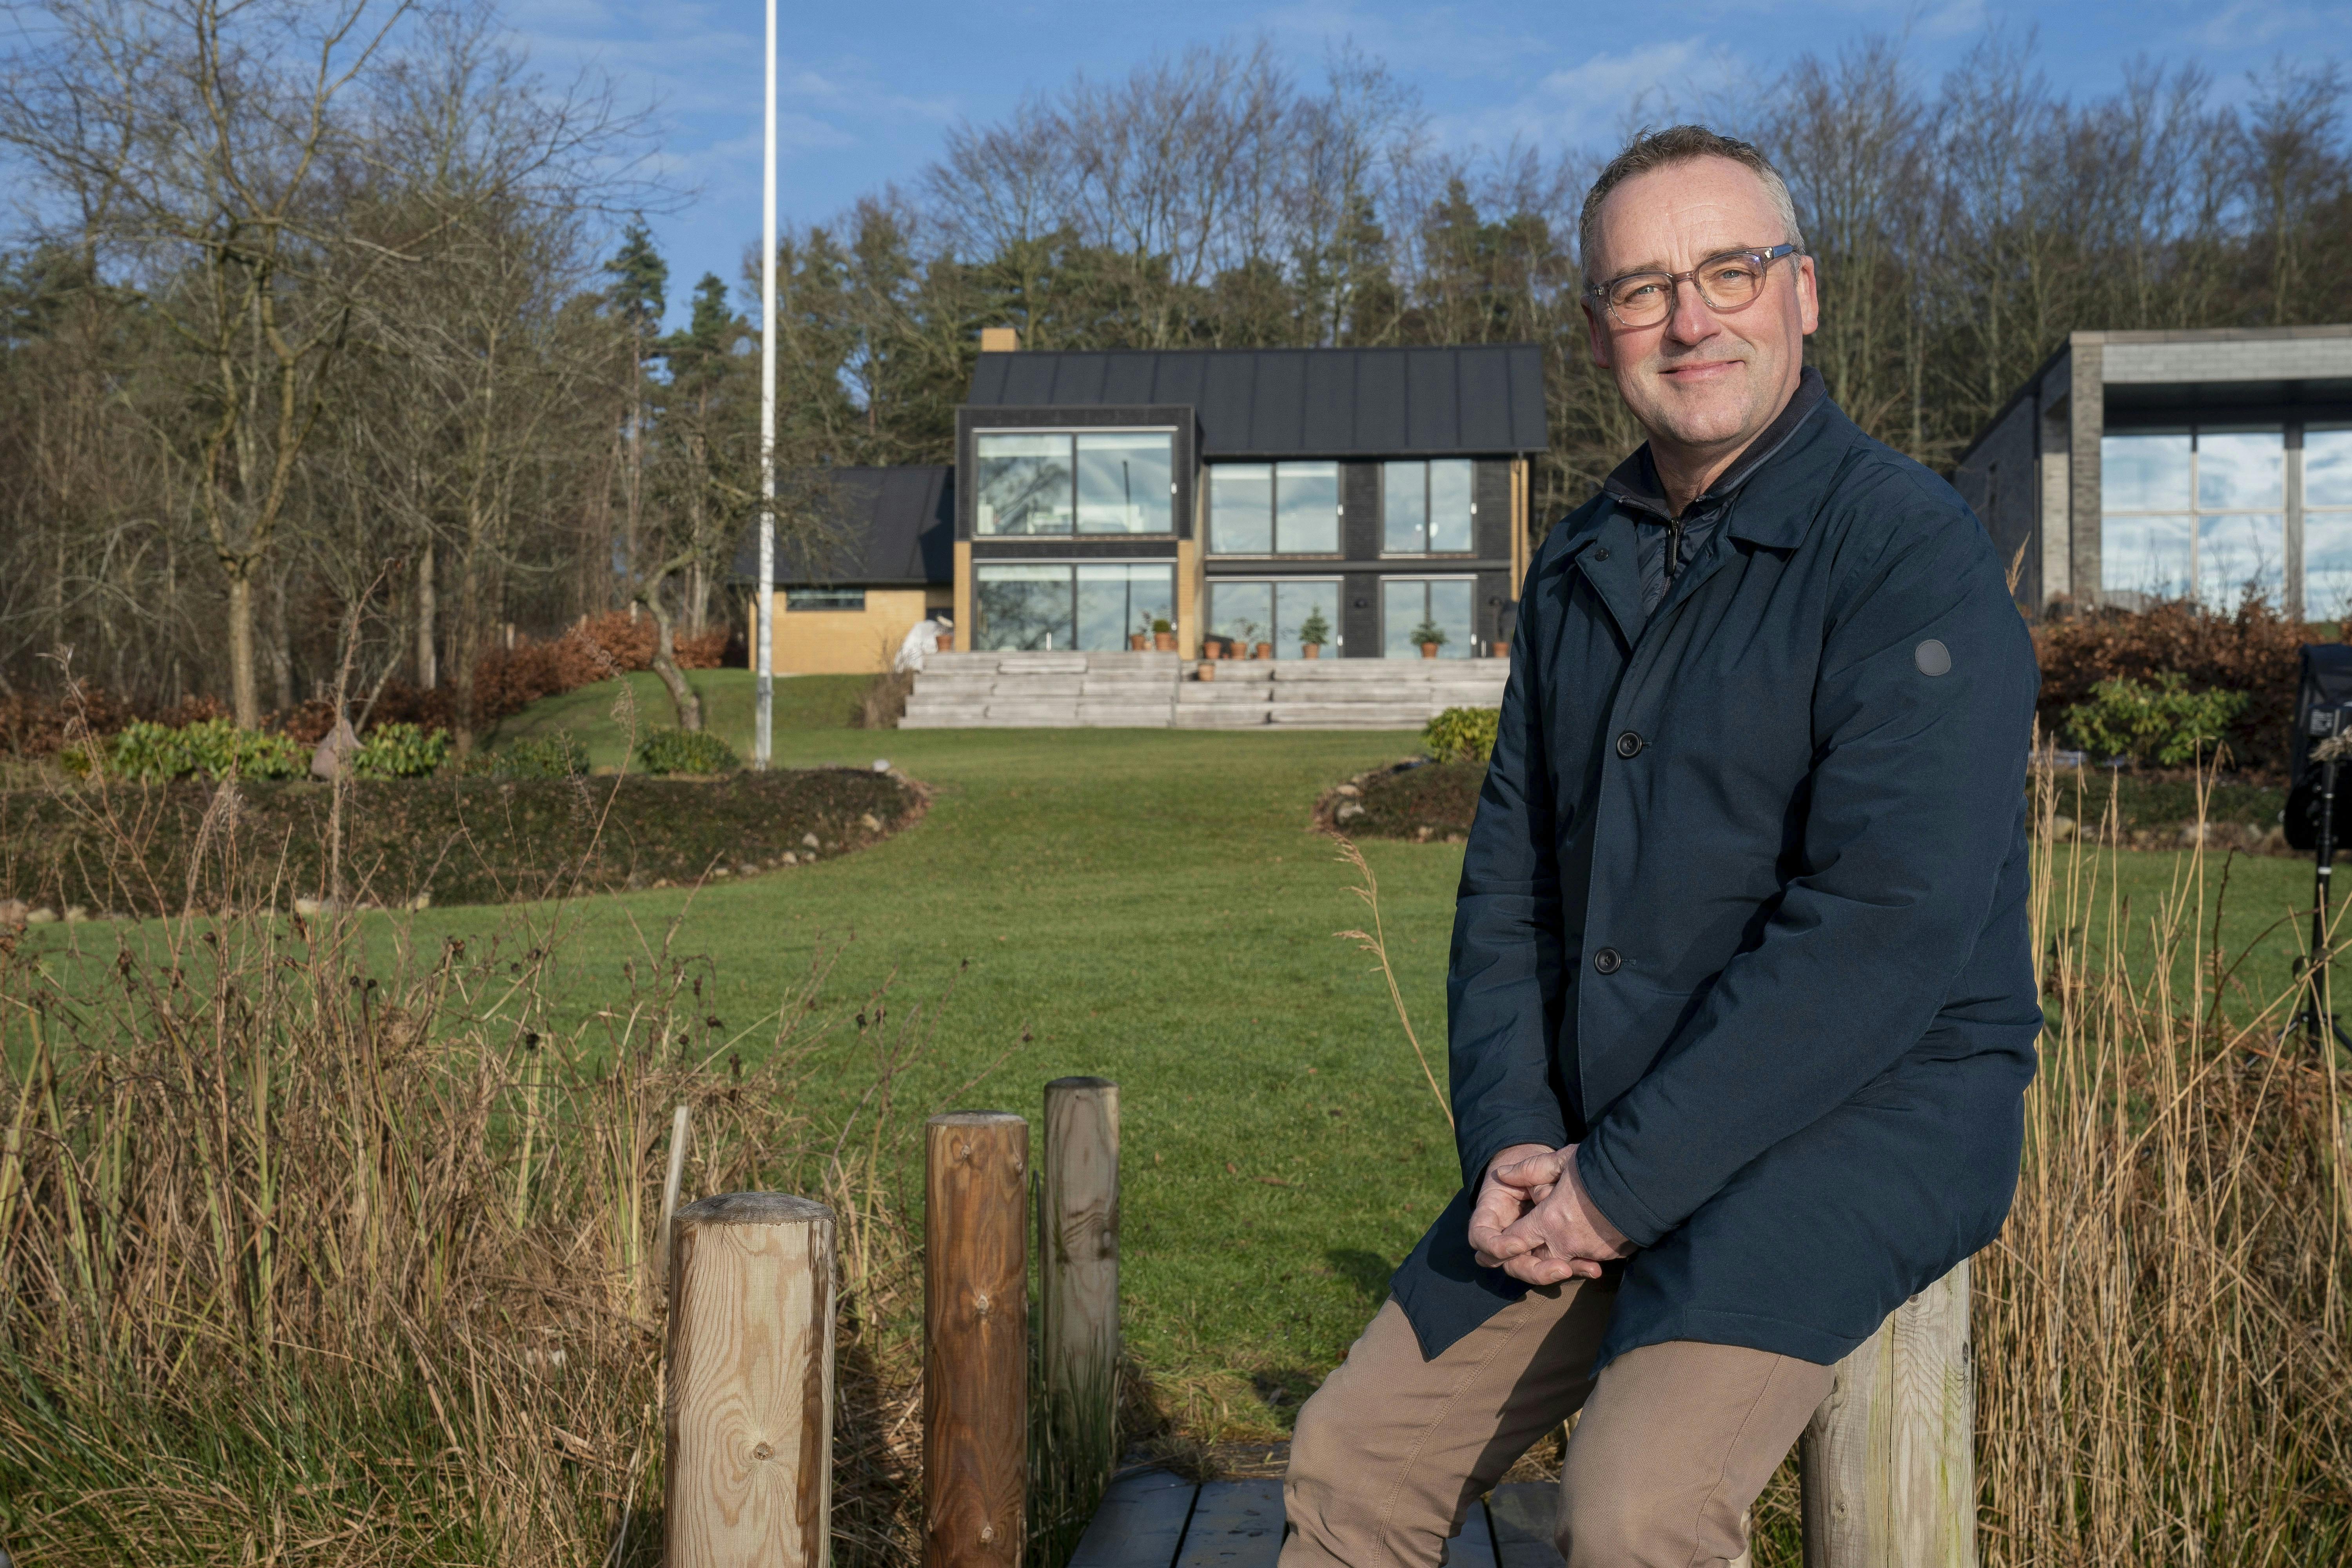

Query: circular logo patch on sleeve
[{"left": 1915, "top": 639, "right": 1952, "bottom": 677}]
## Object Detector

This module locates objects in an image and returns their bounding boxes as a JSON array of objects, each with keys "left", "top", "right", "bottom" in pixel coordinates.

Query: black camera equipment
[{"left": 2280, "top": 644, "right": 2352, "bottom": 1051}]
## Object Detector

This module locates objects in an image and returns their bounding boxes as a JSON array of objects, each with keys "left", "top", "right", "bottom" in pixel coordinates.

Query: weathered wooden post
[
  {"left": 664, "top": 1192, "right": 837, "bottom": 1568},
  {"left": 926, "top": 1111, "right": 1029, "bottom": 1568},
  {"left": 1042, "top": 1078, "right": 1120, "bottom": 1481},
  {"left": 1800, "top": 1260, "right": 1975, "bottom": 1568}
]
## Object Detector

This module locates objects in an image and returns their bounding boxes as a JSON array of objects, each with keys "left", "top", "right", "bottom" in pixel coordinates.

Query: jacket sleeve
[
  {"left": 1446, "top": 558, "right": 1572, "bottom": 1191},
  {"left": 1574, "top": 484, "right": 2039, "bottom": 1246}
]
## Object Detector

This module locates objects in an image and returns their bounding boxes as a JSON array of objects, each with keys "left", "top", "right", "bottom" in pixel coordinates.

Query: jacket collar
[{"left": 1599, "top": 366, "right": 1831, "bottom": 542}]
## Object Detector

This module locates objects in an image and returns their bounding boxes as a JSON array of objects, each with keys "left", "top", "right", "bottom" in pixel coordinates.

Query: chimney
[{"left": 980, "top": 327, "right": 1020, "bottom": 354}]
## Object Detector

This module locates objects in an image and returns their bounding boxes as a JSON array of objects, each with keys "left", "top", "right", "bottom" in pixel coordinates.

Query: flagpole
[{"left": 755, "top": 0, "right": 777, "bottom": 770}]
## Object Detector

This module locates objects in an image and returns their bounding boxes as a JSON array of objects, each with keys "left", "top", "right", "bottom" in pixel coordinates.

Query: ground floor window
[
  {"left": 784, "top": 587, "right": 866, "bottom": 611},
  {"left": 1207, "top": 579, "right": 1342, "bottom": 657},
  {"left": 1382, "top": 577, "right": 1475, "bottom": 658},
  {"left": 2102, "top": 429, "right": 2284, "bottom": 609},
  {"left": 973, "top": 563, "right": 1174, "bottom": 651},
  {"left": 2307, "top": 427, "right": 2352, "bottom": 619}
]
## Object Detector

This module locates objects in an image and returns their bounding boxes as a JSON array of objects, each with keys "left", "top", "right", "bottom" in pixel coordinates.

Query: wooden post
[
  {"left": 1041, "top": 1078, "right": 1120, "bottom": 1480},
  {"left": 925, "top": 1111, "right": 1029, "bottom": 1568},
  {"left": 1800, "top": 1261, "right": 1975, "bottom": 1568},
  {"left": 665, "top": 1192, "right": 837, "bottom": 1568}
]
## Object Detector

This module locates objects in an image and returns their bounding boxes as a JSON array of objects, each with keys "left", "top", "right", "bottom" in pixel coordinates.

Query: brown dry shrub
[
  {"left": 855, "top": 670, "right": 915, "bottom": 730},
  {"left": 468, "top": 612, "right": 731, "bottom": 728},
  {"left": 2034, "top": 598, "right": 2315, "bottom": 772}
]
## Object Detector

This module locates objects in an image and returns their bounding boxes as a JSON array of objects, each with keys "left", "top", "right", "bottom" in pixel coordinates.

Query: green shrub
[
  {"left": 350, "top": 722, "right": 450, "bottom": 780},
  {"left": 100, "top": 717, "right": 305, "bottom": 781},
  {"left": 1423, "top": 706, "right": 1499, "bottom": 765},
  {"left": 2062, "top": 674, "right": 2250, "bottom": 767},
  {"left": 633, "top": 728, "right": 739, "bottom": 776}
]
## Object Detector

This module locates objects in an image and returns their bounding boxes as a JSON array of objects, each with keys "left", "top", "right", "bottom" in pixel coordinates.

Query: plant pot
[
  {"left": 935, "top": 633, "right": 954, "bottom": 652},
  {"left": 1198, "top": 661, "right": 1216, "bottom": 681},
  {"left": 1129, "top": 632, "right": 1148, "bottom": 651},
  {"left": 1255, "top": 642, "right": 1273, "bottom": 660},
  {"left": 1303, "top": 643, "right": 1323, "bottom": 659},
  {"left": 1492, "top": 638, "right": 1509, "bottom": 657},
  {"left": 1154, "top": 632, "right": 1178, "bottom": 652},
  {"left": 1421, "top": 642, "right": 1440, "bottom": 659}
]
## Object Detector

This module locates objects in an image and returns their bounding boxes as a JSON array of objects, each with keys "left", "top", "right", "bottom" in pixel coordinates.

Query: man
[{"left": 1281, "top": 126, "right": 2040, "bottom": 1567}]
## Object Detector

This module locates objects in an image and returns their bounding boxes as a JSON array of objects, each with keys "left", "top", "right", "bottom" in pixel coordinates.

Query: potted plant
[
  {"left": 1412, "top": 617, "right": 1448, "bottom": 659},
  {"left": 1129, "top": 631, "right": 1149, "bottom": 651},
  {"left": 1234, "top": 619, "right": 1261, "bottom": 659},
  {"left": 1299, "top": 606, "right": 1332, "bottom": 660},
  {"left": 1152, "top": 617, "right": 1177, "bottom": 652},
  {"left": 936, "top": 632, "right": 954, "bottom": 652}
]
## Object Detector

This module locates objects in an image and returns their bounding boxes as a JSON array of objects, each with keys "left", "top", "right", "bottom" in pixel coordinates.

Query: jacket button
[
  {"left": 1615, "top": 730, "right": 1644, "bottom": 758},
  {"left": 1593, "top": 546, "right": 1610, "bottom": 561},
  {"left": 1593, "top": 947, "right": 1622, "bottom": 975}
]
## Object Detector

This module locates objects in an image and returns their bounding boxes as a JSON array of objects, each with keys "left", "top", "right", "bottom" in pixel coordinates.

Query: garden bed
[
  {"left": 0, "top": 767, "right": 925, "bottom": 918},
  {"left": 1318, "top": 757, "right": 2297, "bottom": 854}
]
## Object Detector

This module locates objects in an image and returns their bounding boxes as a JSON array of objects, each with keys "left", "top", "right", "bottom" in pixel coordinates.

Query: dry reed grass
[{"left": 0, "top": 776, "right": 960, "bottom": 1563}]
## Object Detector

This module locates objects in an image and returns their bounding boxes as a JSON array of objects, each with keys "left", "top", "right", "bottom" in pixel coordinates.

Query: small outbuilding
[{"left": 737, "top": 466, "right": 955, "bottom": 675}]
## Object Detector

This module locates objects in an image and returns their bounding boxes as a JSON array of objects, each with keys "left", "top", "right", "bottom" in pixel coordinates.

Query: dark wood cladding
[{"left": 924, "top": 1112, "right": 1029, "bottom": 1568}]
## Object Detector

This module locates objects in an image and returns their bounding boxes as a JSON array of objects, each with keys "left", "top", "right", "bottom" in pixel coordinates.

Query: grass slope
[{"left": 15, "top": 671, "right": 2334, "bottom": 1438}]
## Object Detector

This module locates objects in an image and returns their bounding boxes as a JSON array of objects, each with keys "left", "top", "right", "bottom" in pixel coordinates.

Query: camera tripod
[{"left": 2284, "top": 731, "right": 2352, "bottom": 1054}]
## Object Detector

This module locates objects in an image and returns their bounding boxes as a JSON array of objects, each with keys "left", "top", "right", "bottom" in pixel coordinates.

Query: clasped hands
[{"left": 1465, "top": 1142, "right": 1634, "bottom": 1286}]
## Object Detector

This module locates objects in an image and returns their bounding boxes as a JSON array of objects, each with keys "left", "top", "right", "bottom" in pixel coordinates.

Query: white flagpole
[{"left": 755, "top": 0, "right": 777, "bottom": 770}]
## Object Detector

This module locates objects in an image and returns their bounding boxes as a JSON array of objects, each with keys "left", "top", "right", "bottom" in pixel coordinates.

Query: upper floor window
[
  {"left": 1210, "top": 461, "right": 1339, "bottom": 554},
  {"left": 974, "top": 430, "right": 1175, "bottom": 535},
  {"left": 785, "top": 588, "right": 866, "bottom": 612},
  {"left": 1383, "top": 459, "right": 1475, "bottom": 554}
]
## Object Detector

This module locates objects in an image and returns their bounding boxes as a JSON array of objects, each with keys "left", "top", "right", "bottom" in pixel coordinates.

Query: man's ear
[
  {"left": 1583, "top": 300, "right": 1613, "bottom": 368},
  {"left": 1795, "top": 255, "right": 1820, "bottom": 338}
]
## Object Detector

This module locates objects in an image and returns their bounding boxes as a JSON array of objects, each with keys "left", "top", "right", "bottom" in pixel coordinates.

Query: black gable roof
[
  {"left": 733, "top": 466, "right": 953, "bottom": 587},
  {"left": 965, "top": 344, "right": 1547, "bottom": 458}
]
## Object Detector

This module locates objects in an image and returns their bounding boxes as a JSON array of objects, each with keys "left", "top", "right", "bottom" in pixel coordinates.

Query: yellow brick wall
[{"left": 772, "top": 588, "right": 940, "bottom": 674}]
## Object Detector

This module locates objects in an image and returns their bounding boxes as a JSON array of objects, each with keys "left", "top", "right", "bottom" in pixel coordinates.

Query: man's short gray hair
[{"left": 1578, "top": 125, "right": 1806, "bottom": 287}]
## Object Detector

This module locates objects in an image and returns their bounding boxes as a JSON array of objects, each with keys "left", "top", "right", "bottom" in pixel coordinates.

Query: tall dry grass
[
  {"left": 0, "top": 788, "right": 959, "bottom": 1564},
  {"left": 1967, "top": 756, "right": 2352, "bottom": 1564}
]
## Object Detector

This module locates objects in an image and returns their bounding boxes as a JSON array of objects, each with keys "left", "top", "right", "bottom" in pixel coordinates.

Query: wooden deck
[{"left": 1067, "top": 1470, "right": 1563, "bottom": 1568}]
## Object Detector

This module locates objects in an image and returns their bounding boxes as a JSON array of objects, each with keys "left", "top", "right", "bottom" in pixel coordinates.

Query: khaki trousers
[{"left": 1281, "top": 1287, "right": 1834, "bottom": 1568}]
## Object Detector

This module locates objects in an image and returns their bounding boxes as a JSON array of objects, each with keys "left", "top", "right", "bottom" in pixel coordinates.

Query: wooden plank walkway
[{"left": 1069, "top": 1471, "right": 1562, "bottom": 1568}]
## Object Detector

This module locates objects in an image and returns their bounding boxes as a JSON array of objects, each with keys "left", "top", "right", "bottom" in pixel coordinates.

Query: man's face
[{"left": 1582, "top": 156, "right": 1818, "bottom": 461}]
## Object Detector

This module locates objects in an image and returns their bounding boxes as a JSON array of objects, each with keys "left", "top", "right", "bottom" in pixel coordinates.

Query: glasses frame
[{"left": 1585, "top": 243, "right": 1806, "bottom": 328}]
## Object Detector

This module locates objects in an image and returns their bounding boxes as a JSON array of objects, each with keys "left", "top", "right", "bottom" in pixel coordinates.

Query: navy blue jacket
[{"left": 1390, "top": 394, "right": 2042, "bottom": 1371}]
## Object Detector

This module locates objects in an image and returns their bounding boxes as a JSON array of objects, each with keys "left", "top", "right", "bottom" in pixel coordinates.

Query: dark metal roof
[
  {"left": 965, "top": 344, "right": 1548, "bottom": 458},
  {"left": 732, "top": 466, "right": 954, "bottom": 587}
]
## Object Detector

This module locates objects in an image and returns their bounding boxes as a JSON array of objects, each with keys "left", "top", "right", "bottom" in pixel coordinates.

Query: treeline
[{"left": 6, "top": 7, "right": 2352, "bottom": 726}]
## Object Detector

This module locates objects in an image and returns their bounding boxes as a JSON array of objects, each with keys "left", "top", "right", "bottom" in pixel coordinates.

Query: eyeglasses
[{"left": 1585, "top": 244, "right": 1804, "bottom": 328}]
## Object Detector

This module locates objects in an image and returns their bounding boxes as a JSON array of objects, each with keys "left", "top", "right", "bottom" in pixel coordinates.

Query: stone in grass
[
  {"left": 63, "top": 906, "right": 89, "bottom": 924},
  {"left": 781, "top": 851, "right": 799, "bottom": 866},
  {"left": 858, "top": 812, "right": 883, "bottom": 832},
  {"left": 801, "top": 832, "right": 821, "bottom": 849},
  {"left": 0, "top": 898, "right": 27, "bottom": 927},
  {"left": 26, "top": 907, "right": 58, "bottom": 925}
]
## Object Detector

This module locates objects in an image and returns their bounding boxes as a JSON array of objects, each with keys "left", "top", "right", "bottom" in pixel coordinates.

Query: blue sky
[{"left": 505, "top": 0, "right": 2352, "bottom": 328}]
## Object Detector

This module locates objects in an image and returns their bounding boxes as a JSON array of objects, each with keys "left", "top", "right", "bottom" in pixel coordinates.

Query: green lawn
[{"left": 16, "top": 669, "right": 2334, "bottom": 1436}]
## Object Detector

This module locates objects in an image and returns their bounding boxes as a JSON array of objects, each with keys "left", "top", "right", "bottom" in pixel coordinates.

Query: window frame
[
  {"left": 970, "top": 560, "right": 1177, "bottom": 652},
  {"left": 1204, "top": 577, "right": 1346, "bottom": 658},
  {"left": 783, "top": 587, "right": 868, "bottom": 612},
  {"left": 1379, "top": 574, "right": 1481, "bottom": 660},
  {"left": 2100, "top": 425, "right": 2285, "bottom": 609},
  {"left": 1207, "top": 459, "right": 1345, "bottom": 557},
  {"left": 1380, "top": 458, "right": 1478, "bottom": 556},
  {"left": 971, "top": 426, "right": 1180, "bottom": 537}
]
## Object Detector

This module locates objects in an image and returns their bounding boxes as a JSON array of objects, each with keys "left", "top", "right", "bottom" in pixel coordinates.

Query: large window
[
  {"left": 1209, "top": 461, "right": 1340, "bottom": 554},
  {"left": 1383, "top": 459, "right": 1475, "bottom": 554},
  {"left": 974, "top": 430, "right": 1175, "bottom": 535},
  {"left": 973, "top": 563, "right": 1174, "bottom": 651},
  {"left": 2102, "top": 429, "right": 2283, "bottom": 608},
  {"left": 1207, "top": 579, "right": 1343, "bottom": 658},
  {"left": 1382, "top": 578, "right": 1476, "bottom": 659},
  {"left": 2307, "top": 428, "right": 2352, "bottom": 620}
]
